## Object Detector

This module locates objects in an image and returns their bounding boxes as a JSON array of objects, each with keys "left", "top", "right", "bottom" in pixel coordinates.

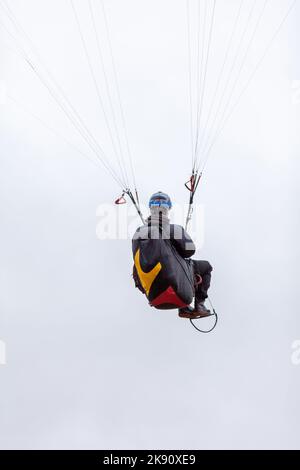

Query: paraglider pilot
[{"left": 132, "top": 192, "right": 213, "bottom": 320}]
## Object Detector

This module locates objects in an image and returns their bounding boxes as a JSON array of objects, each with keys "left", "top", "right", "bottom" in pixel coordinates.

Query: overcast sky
[{"left": 0, "top": 0, "right": 300, "bottom": 450}]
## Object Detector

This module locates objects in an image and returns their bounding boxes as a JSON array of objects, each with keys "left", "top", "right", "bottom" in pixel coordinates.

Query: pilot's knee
[{"left": 203, "top": 261, "right": 213, "bottom": 273}]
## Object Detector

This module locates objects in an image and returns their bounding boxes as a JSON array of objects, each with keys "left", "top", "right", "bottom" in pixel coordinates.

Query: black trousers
[{"left": 192, "top": 260, "right": 213, "bottom": 302}]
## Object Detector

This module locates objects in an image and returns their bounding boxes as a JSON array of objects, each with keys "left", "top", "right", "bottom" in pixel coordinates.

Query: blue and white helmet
[{"left": 149, "top": 192, "right": 172, "bottom": 209}]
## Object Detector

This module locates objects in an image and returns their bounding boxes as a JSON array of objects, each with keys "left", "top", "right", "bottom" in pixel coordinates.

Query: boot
[
  {"left": 194, "top": 300, "right": 212, "bottom": 318},
  {"left": 178, "top": 306, "right": 199, "bottom": 319},
  {"left": 179, "top": 305, "right": 210, "bottom": 320}
]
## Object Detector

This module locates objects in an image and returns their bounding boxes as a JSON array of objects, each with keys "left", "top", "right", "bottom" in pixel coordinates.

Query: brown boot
[
  {"left": 179, "top": 306, "right": 206, "bottom": 320},
  {"left": 194, "top": 301, "right": 212, "bottom": 318}
]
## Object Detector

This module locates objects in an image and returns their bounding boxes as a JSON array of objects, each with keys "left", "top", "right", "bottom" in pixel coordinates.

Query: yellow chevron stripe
[{"left": 134, "top": 249, "right": 162, "bottom": 296}]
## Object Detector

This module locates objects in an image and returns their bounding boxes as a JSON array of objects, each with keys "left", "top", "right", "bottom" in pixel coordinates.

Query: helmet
[{"left": 149, "top": 192, "right": 172, "bottom": 209}]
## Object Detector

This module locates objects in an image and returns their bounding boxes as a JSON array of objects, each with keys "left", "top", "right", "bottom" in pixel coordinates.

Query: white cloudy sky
[{"left": 0, "top": 0, "right": 300, "bottom": 450}]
